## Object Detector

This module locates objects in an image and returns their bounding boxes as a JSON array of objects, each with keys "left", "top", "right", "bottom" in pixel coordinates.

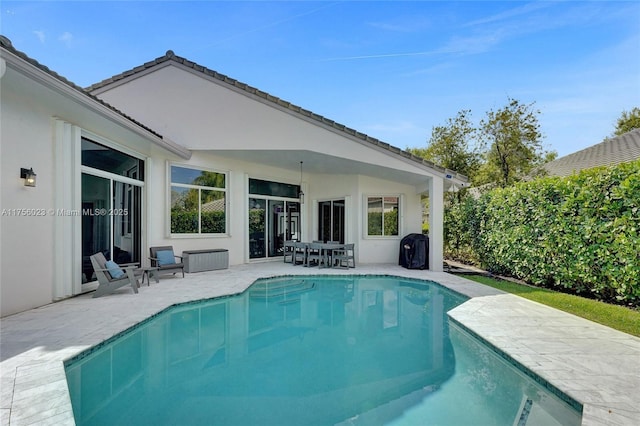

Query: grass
[{"left": 464, "top": 274, "right": 640, "bottom": 338}]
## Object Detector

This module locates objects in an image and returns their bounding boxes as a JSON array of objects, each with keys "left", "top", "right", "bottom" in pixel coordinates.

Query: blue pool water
[{"left": 65, "top": 276, "right": 582, "bottom": 425}]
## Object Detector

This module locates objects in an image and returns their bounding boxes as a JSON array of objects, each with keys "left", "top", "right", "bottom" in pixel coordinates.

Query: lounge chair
[
  {"left": 149, "top": 246, "right": 185, "bottom": 278},
  {"left": 90, "top": 252, "right": 141, "bottom": 297}
]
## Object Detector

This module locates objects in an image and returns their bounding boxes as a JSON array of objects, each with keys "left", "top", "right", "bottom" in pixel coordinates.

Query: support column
[{"left": 428, "top": 177, "right": 444, "bottom": 272}]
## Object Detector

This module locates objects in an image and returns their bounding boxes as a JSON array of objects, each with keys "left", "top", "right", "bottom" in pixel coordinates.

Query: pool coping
[{"left": 1, "top": 263, "right": 639, "bottom": 425}]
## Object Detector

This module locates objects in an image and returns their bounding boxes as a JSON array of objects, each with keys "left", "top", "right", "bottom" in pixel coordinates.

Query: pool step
[{"left": 249, "top": 280, "right": 315, "bottom": 299}]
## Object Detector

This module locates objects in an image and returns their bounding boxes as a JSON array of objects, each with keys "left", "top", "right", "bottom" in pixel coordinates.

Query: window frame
[
  {"left": 168, "top": 163, "right": 228, "bottom": 237},
  {"left": 364, "top": 194, "right": 401, "bottom": 238}
]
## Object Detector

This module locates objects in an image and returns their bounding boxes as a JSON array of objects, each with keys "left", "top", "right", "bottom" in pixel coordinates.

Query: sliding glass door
[
  {"left": 248, "top": 178, "right": 300, "bottom": 260},
  {"left": 81, "top": 138, "right": 144, "bottom": 283},
  {"left": 318, "top": 199, "right": 345, "bottom": 243}
]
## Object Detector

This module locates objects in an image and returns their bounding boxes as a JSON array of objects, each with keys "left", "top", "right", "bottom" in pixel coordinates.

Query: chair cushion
[
  {"left": 156, "top": 250, "right": 176, "bottom": 266},
  {"left": 105, "top": 260, "right": 125, "bottom": 279}
]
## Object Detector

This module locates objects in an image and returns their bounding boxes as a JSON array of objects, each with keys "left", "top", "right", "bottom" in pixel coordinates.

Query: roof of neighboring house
[
  {"left": 543, "top": 129, "right": 640, "bottom": 177},
  {"left": 0, "top": 36, "right": 191, "bottom": 160},
  {"left": 87, "top": 50, "right": 468, "bottom": 185},
  {"left": 201, "top": 198, "right": 225, "bottom": 213}
]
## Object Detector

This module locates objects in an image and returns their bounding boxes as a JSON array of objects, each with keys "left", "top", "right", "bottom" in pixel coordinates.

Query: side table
[{"left": 140, "top": 266, "right": 159, "bottom": 286}]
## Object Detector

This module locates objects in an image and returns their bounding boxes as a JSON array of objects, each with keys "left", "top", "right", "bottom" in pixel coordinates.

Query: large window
[
  {"left": 366, "top": 196, "right": 399, "bottom": 237},
  {"left": 170, "top": 165, "right": 227, "bottom": 234}
]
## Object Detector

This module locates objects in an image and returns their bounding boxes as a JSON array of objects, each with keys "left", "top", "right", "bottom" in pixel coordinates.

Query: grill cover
[{"left": 399, "top": 233, "right": 429, "bottom": 269}]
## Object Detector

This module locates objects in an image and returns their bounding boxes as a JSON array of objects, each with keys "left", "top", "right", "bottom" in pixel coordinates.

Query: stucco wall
[{"left": 1, "top": 79, "right": 56, "bottom": 315}]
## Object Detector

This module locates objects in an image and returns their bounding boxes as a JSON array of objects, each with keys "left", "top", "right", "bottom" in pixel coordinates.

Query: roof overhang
[{"left": 207, "top": 148, "right": 467, "bottom": 193}]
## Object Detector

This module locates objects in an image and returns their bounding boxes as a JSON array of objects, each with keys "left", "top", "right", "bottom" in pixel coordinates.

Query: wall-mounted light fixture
[
  {"left": 20, "top": 167, "right": 37, "bottom": 187},
  {"left": 298, "top": 161, "right": 305, "bottom": 204}
]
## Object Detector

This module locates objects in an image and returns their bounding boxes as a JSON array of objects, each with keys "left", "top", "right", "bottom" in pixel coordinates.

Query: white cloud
[
  {"left": 58, "top": 32, "right": 73, "bottom": 47},
  {"left": 33, "top": 30, "right": 45, "bottom": 44},
  {"left": 462, "top": 2, "right": 554, "bottom": 28},
  {"left": 368, "top": 16, "right": 432, "bottom": 33}
]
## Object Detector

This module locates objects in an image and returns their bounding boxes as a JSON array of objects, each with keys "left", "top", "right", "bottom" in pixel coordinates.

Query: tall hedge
[{"left": 445, "top": 160, "right": 640, "bottom": 305}]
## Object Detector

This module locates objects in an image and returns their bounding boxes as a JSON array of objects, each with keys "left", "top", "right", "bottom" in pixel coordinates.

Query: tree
[
  {"left": 613, "top": 107, "right": 640, "bottom": 136},
  {"left": 477, "top": 98, "right": 550, "bottom": 187},
  {"left": 408, "top": 109, "right": 481, "bottom": 181}
]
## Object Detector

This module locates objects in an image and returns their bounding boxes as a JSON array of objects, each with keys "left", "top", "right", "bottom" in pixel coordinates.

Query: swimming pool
[{"left": 65, "top": 275, "right": 582, "bottom": 425}]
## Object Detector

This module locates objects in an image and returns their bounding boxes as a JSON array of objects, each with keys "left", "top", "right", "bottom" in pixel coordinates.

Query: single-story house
[
  {"left": 0, "top": 37, "right": 467, "bottom": 317},
  {"left": 543, "top": 128, "right": 640, "bottom": 177}
]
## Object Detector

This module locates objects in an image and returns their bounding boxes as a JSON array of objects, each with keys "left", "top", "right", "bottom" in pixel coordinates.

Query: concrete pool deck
[{"left": 1, "top": 263, "right": 639, "bottom": 425}]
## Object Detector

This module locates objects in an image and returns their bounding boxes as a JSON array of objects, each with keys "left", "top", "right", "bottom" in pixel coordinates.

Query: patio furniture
[
  {"left": 182, "top": 249, "right": 228, "bottom": 272},
  {"left": 306, "top": 242, "right": 324, "bottom": 267},
  {"left": 332, "top": 244, "right": 355, "bottom": 269},
  {"left": 139, "top": 266, "right": 159, "bottom": 286},
  {"left": 89, "top": 252, "right": 141, "bottom": 297},
  {"left": 321, "top": 242, "right": 344, "bottom": 268},
  {"left": 283, "top": 241, "right": 296, "bottom": 263},
  {"left": 149, "top": 246, "right": 185, "bottom": 278},
  {"left": 293, "top": 242, "right": 307, "bottom": 266}
]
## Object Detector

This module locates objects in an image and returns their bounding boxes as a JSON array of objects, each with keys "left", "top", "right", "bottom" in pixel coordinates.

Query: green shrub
[
  {"left": 445, "top": 160, "right": 640, "bottom": 306},
  {"left": 171, "top": 210, "right": 226, "bottom": 234}
]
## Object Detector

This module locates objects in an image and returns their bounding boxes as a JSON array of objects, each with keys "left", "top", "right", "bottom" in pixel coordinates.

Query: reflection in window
[
  {"left": 82, "top": 138, "right": 144, "bottom": 180},
  {"left": 367, "top": 196, "right": 399, "bottom": 236},
  {"left": 170, "top": 165, "right": 227, "bottom": 234}
]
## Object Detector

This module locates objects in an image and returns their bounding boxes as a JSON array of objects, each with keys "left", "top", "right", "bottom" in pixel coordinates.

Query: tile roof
[
  {"left": 87, "top": 50, "right": 468, "bottom": 184},
  {"left": 543, "top": 129, "right": 640, "bottom": 177}
]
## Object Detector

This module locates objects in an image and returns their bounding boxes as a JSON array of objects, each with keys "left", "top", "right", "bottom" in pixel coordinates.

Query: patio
[{"left": 1, "top": 263, "right": 638, "bottom": 425}]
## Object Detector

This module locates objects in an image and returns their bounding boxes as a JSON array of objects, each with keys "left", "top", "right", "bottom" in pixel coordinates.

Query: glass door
[
  {"left": 81, "top": 176, "right": 142, "bottom": 283},
  {"left": 318, "top": 199, "right": 345, "bottom": 243},
  {"left": 82, "top": 174, "right": 110, "bottom": 283},
  {"left": 248, "top": 178, "right": 301, "bottom": 260},
  {"left": 81, "top": 138, "right": 144, "bottom": 284},
  {"left": 249, "top": 198, "right": 266, "bottom": 259},
  {"left": 248, "top": 197, "right": 300, "bottom": 260}
]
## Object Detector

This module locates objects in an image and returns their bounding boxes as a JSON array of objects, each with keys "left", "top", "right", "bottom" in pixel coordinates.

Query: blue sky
[{"left": 2, "top": 1, "right": 639, "bottom": 157}]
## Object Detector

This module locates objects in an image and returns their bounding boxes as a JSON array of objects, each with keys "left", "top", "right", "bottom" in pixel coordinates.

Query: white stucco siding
[
  {"left": 1, "top": 80, "right": 56, "bottom": 315},
  {"left": 0, "top": 61, "right": 187, "bottom": 316},
  {"left": 355, "top": 175, "right": 424, "bottom": 265}
]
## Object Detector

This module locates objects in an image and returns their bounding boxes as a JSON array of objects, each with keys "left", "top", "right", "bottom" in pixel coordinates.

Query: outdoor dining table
[
  {"left": 314, "top": 242, "right": 345, "bottom": 268},
  {"left": 289, "top": 241, "right": 346, "bottom": 267}
]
